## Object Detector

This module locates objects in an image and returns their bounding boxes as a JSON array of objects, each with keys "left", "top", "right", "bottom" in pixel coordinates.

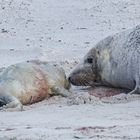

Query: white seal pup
[{"left": 0, "top": 60, "right": 70, "bottom": 110}]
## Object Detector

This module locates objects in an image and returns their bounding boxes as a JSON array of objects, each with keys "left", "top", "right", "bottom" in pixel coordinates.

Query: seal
[
  {"left": 0, "top": 60, "right": 70, "bottom": 111},
  {"left": 69, "top": 25, "right": 140, "bottom": 94}
]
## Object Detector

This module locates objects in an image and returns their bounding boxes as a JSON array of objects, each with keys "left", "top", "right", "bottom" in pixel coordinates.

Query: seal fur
[
  {"left": 0, "top": 60, "right": 70, "bottom": 110},
  {"left": 69, "top": 25, "right": 140, "bottom": 94}
]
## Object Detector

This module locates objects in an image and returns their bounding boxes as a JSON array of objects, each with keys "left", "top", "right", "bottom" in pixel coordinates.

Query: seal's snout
[
  {"left": 68, "top": 76, "right": 72, "bottom": 83},
  {"left": 68, "top": 59, "right": 97, "bottom": 86},
  {"left": 68, "top": 74, "right": 86, "bottom": 86},
  {"left": 68, "top": 76, "right": 74, "bottom": 85},
  {"left": 68, "top": 76, "right": 77, "bottom": 85},
  {"left": 65, "top": 77, "right": 71, "bottom": 89},
  {"left": 68, "top": 73, "right": 79, "bottom": 85}
]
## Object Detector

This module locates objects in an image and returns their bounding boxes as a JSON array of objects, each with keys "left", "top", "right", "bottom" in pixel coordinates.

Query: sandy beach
[{"left": 0, "top": 0, "right": 140, "bottom": 139}]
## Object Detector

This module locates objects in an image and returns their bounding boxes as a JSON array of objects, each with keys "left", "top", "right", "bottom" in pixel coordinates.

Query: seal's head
[{"left": 69, "top": 48, "right": 99, "bottom": 86}]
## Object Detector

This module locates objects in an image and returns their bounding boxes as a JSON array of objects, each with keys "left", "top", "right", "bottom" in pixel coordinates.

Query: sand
[{"left": 0, "top": 0, "right": 140, "bottom": 139}]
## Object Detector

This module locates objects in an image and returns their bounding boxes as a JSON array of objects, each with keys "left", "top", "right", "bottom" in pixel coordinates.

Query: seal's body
[
  {"left": 0, "top": 60, "right": 70, "bottom": 110},
  {"left": 69, "top": 25, "right": 140, "bottom": 94}
]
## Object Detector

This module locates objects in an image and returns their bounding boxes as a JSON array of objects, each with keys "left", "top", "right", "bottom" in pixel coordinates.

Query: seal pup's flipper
[
  {"left": 0, "top": 94, "right": 23, "bottom": 111},
  {"left": 51, "top": 86, "right": 72, "bottom": 97}
]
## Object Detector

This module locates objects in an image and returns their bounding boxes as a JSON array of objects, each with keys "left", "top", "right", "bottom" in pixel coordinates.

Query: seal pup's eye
[{"left": 87, "top": 58, "right": 93, "bottom": 64}]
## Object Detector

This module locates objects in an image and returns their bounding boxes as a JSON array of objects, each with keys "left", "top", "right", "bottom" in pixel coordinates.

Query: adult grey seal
[
  {"left": 0, "top": 60, "right": 70, "bottom": 111},
  {"left": 69, "top": 25, "right": 140, "bottom": 94}
]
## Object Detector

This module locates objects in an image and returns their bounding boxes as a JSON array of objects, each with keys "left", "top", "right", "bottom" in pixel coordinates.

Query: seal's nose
[
  {"left": 68, "top": 76, "right": 72, "bottom": 83},
  {"left": 68, "top": 76, "right": 76, "bottom": 85}
]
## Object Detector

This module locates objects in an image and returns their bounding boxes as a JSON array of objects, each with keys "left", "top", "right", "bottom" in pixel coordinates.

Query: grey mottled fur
[{"left": 69, "top": 25, "right": 140, "bottom": 94}]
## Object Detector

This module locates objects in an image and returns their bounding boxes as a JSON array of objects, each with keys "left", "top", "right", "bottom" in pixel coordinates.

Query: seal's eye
[{"left": 87, "top": 58, "right": 93, "bottom": 64}]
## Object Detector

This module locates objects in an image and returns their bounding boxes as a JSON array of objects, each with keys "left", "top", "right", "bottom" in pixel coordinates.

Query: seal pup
[
  {"left": 0, "top": 60, "right": 70, "bottom": 111},
  {"left": 69, "top": 25, "right": 140, "bottom": 94}
]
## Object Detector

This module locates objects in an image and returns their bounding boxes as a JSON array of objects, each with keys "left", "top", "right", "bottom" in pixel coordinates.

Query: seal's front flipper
[
  {"left": 128, "top": 77, "right": 140, "bottom": 94},
  {"left": 127, "top": 84, "right": 140, "bottom": 94},
  {"left": 0, "top": 94, "right": 23, "bottom": 111},
  {"left": 128, "top": 86, "right": 140, "bottom": 94}
]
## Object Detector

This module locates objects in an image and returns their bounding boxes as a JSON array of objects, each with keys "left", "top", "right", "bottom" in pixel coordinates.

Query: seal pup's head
[
  {"left": 69, "top": 48, "right": 100, "bottom": 86},
  {"left": 56, "top": 66, "right": 71, "bottom": 90}
]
